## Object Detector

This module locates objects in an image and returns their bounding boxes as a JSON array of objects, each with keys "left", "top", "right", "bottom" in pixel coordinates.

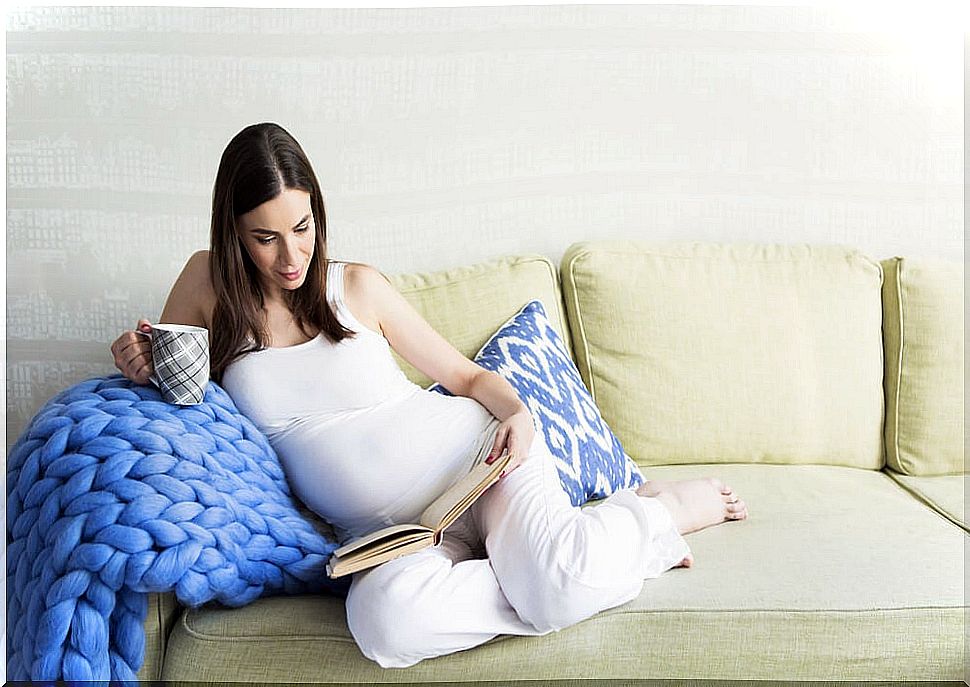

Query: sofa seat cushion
[
  {"left": 162, "top": 464, "right": 964, "bottom": 682},
  {"left": 561, "top": 241, "right": 885, "bottom": 469},
  {"left": 884, "top": 468, "right": 967, "bottom": 531}
]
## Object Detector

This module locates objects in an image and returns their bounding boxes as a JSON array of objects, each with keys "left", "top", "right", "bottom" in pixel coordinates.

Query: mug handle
[{"left": 134, "top": 329, "right": 162, "bottom": 388}]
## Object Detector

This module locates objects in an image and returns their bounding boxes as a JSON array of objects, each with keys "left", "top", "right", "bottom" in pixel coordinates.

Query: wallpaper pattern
[{"left": 5, "top": 5, "right": 963, "bottom": 453}]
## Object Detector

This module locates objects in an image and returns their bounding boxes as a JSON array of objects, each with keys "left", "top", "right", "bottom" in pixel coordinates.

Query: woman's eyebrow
[{"left": 251, "top": 213, "right": 310, "bottom": 234}]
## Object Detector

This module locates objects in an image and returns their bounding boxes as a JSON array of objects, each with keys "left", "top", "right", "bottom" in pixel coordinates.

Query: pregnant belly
[{"left": 271, "top": 391, "right": 496, "bottom": 540}]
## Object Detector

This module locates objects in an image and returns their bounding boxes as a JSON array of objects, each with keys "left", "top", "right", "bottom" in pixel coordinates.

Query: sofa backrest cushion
[
  {"left": 561, "top": 241, "right": 885, "bottom": 469},
  {"left": 881, "top": 257, "right": 964, "bottom": 476},
  {"left": 387, "top": 255, "right": 570, "bottom": 389}
]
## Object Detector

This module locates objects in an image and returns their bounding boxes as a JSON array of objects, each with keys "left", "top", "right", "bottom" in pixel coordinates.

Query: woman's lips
[{"left": 279, "top": 268, "right": 301, "bottom": 281}]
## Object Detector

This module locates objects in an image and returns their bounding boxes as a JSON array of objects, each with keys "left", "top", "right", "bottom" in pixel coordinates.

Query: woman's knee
[
  {"left": 510, "top": 564, "right": 641, "bottom": 634},
  {"left": 494, "top": 520, "right": 640, "bottom": 634},
  {"left": 508, "top": 571, "right": 587, "bottom": 633},
  {"left": 488, "top": 540, "right": 574, "bottom": 632},
  {"left": 345, "top": 556, "right": 445, "bottom": 668}
]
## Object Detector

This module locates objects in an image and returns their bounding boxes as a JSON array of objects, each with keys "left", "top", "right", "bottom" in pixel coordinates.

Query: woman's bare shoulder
[
  {"left": 339, "top": 261, "right": 386, "bottom": 334},
  {"left": 342, "top": 260, "right": 385, "bottom": 281},
  {"left": 342, "top": 261, "right": 392, "bottom": 297},
  {"left": 159, "top": 249, "right": 217, "bottom": 330},
  {"left": 192, "top": 250, "right": 218, "bottom": 328}
]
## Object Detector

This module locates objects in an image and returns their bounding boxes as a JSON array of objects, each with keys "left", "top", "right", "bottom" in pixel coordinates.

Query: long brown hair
[{"left": 208, "top": 122, "right": 356, "bottom": 385}]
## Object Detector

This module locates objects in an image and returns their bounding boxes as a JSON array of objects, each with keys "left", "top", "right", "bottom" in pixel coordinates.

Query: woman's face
[{"left": 236, "top": 187, "right": 317, "bottom": 302}]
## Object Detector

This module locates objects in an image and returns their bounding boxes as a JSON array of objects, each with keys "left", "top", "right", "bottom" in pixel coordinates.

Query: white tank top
[{"left": 221, "top": 260, "right": 499, "bottom": 543}]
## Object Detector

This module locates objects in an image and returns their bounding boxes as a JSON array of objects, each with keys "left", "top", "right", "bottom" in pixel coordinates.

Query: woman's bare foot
[{"left": 637, "top": 478, "right": 748, "bottom": 535}]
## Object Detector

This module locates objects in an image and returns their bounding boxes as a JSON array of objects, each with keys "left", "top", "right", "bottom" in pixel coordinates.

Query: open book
[{"left": 326, "top": 449, "right": 513, "bottom": 578}]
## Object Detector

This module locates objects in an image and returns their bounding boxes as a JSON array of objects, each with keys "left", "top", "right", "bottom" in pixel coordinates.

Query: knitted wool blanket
[{"left": 6, "top": 374, "right": 349, "bottom": 682}]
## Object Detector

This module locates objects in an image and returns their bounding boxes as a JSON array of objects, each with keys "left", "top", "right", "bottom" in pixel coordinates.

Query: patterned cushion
[{"left": 429, "top": 299, "right": 644, "bottom": 505}]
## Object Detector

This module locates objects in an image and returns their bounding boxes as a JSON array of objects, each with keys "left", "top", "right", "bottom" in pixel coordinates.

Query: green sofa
[{"left": 135, "top": 241, "right": 966, "bottom": 682}]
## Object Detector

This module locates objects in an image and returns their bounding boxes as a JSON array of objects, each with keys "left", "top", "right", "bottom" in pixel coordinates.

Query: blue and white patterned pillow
[{"left": 428, "top": 299, "right": 644, "bottom": 506}]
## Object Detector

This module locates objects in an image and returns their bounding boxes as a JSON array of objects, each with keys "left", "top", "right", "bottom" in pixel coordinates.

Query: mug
[{"left": 136, "top": 323, "right": 210, "bottom": 405}]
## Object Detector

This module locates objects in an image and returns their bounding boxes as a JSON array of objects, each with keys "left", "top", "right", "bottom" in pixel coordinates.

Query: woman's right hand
[{"left": 111, "top": 318, "right": 155, "bottom": 385}]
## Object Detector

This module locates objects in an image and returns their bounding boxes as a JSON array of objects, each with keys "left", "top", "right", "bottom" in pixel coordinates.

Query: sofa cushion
[
  {"left": 881, "top": 257, "right": 964, "bottom": 476},
  {"left": 561, "top": 241, "right": 885, "bottom": 469},
  {"left": 387, "top": 255, "right": 570, "bottom": 389},
  {"left": 884, "top": 468, "right": 967, "bottom": 531},
  {"left": 162, "top": 464, "right": 965, "bottom": 681},
  {"left": 429, "top": 299, "right": 644, "bottom": 506}
]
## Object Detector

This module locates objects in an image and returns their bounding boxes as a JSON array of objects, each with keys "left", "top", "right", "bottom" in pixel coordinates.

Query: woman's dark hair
[{"left": 208, "top": 122, "right": 356, "bottom": 384}]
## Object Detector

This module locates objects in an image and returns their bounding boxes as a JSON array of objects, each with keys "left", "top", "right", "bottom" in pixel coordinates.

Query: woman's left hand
[{"left": 484, "top": 408, "right": 535, "bottom": 479}]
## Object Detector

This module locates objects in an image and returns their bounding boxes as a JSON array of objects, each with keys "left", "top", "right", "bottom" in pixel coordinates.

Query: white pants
[{"left": 345, "top": 434, "right": 691, "bottom": 668}]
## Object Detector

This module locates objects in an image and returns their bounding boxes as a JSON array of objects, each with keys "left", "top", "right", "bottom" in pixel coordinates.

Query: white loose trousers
[{"left": 345, "top": 434, "right": 691, "bottom": 669}]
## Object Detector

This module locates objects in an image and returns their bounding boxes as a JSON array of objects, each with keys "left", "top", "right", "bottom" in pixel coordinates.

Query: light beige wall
[{"left": 5, "top": 5, "right": 963, "bottom": 452}]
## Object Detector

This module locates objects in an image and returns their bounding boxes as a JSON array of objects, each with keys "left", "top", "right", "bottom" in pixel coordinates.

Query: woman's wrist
[{"left": 510, "top": 405, "right": 531, "bottom": 422}]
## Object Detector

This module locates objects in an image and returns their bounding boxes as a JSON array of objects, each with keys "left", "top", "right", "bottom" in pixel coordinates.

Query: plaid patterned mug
[{"left": 136, "top": 324, "right": 210, "bottom": 405}]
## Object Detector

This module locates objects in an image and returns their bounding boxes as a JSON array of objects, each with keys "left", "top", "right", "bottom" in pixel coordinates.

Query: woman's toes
[
  {"left": 720, "top": 482, "right": 733, "bottom": 495},
  {"left": 729, "top": 502, "right": 748, "bottom": 519},
  {"left": 722, "top": 495, "right": 747, "bottom": 520}
]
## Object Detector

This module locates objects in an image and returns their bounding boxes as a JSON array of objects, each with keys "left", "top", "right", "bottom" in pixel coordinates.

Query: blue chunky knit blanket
[{"left": 6, "top": 374, "right": 349, "bottom": 682}]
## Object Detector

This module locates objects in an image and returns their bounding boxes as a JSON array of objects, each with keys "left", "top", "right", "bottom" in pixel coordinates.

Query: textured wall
[{"left": 5, "top": 5, "right": 964, "bottom": 453}]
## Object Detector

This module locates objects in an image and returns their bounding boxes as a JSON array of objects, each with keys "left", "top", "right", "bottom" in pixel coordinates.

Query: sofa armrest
[{"left": 135, "top": 591, "right": 183, "bottom": 681}]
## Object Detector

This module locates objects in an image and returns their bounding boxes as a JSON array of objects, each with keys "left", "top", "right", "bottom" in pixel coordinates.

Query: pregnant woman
[{"left": 110, "top": 122, "right": 747, "bottom": 668}]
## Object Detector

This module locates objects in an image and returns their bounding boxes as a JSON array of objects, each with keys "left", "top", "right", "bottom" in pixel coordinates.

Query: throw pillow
[{"left": 429, "top": 299, "right": 644, "bottom": 506}]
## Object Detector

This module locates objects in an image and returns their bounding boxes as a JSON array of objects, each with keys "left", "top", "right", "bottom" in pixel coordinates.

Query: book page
[
  {"left": 333, "top": 522, "right": 433, "bottom": 558},
  {"left": 419, "top": 449, "right": 512, "bottom": 531},
  {"left": 328, "top": 534, "right": 435, "bottom": 578}
]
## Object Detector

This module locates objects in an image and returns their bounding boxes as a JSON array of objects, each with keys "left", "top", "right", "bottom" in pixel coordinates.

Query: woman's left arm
[{"left": 352, "top": 264, "right": 534, "bottom": 476}]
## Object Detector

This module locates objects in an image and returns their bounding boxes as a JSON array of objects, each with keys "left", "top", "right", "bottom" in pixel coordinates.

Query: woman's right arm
[{"left": 110, "top": 250, "right": 214, "bottom": 384}]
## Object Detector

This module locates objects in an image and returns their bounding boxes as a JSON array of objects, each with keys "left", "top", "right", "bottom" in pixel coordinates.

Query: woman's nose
[{"left": 278, "top": 237, "right": 299, "bottom": 265}]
